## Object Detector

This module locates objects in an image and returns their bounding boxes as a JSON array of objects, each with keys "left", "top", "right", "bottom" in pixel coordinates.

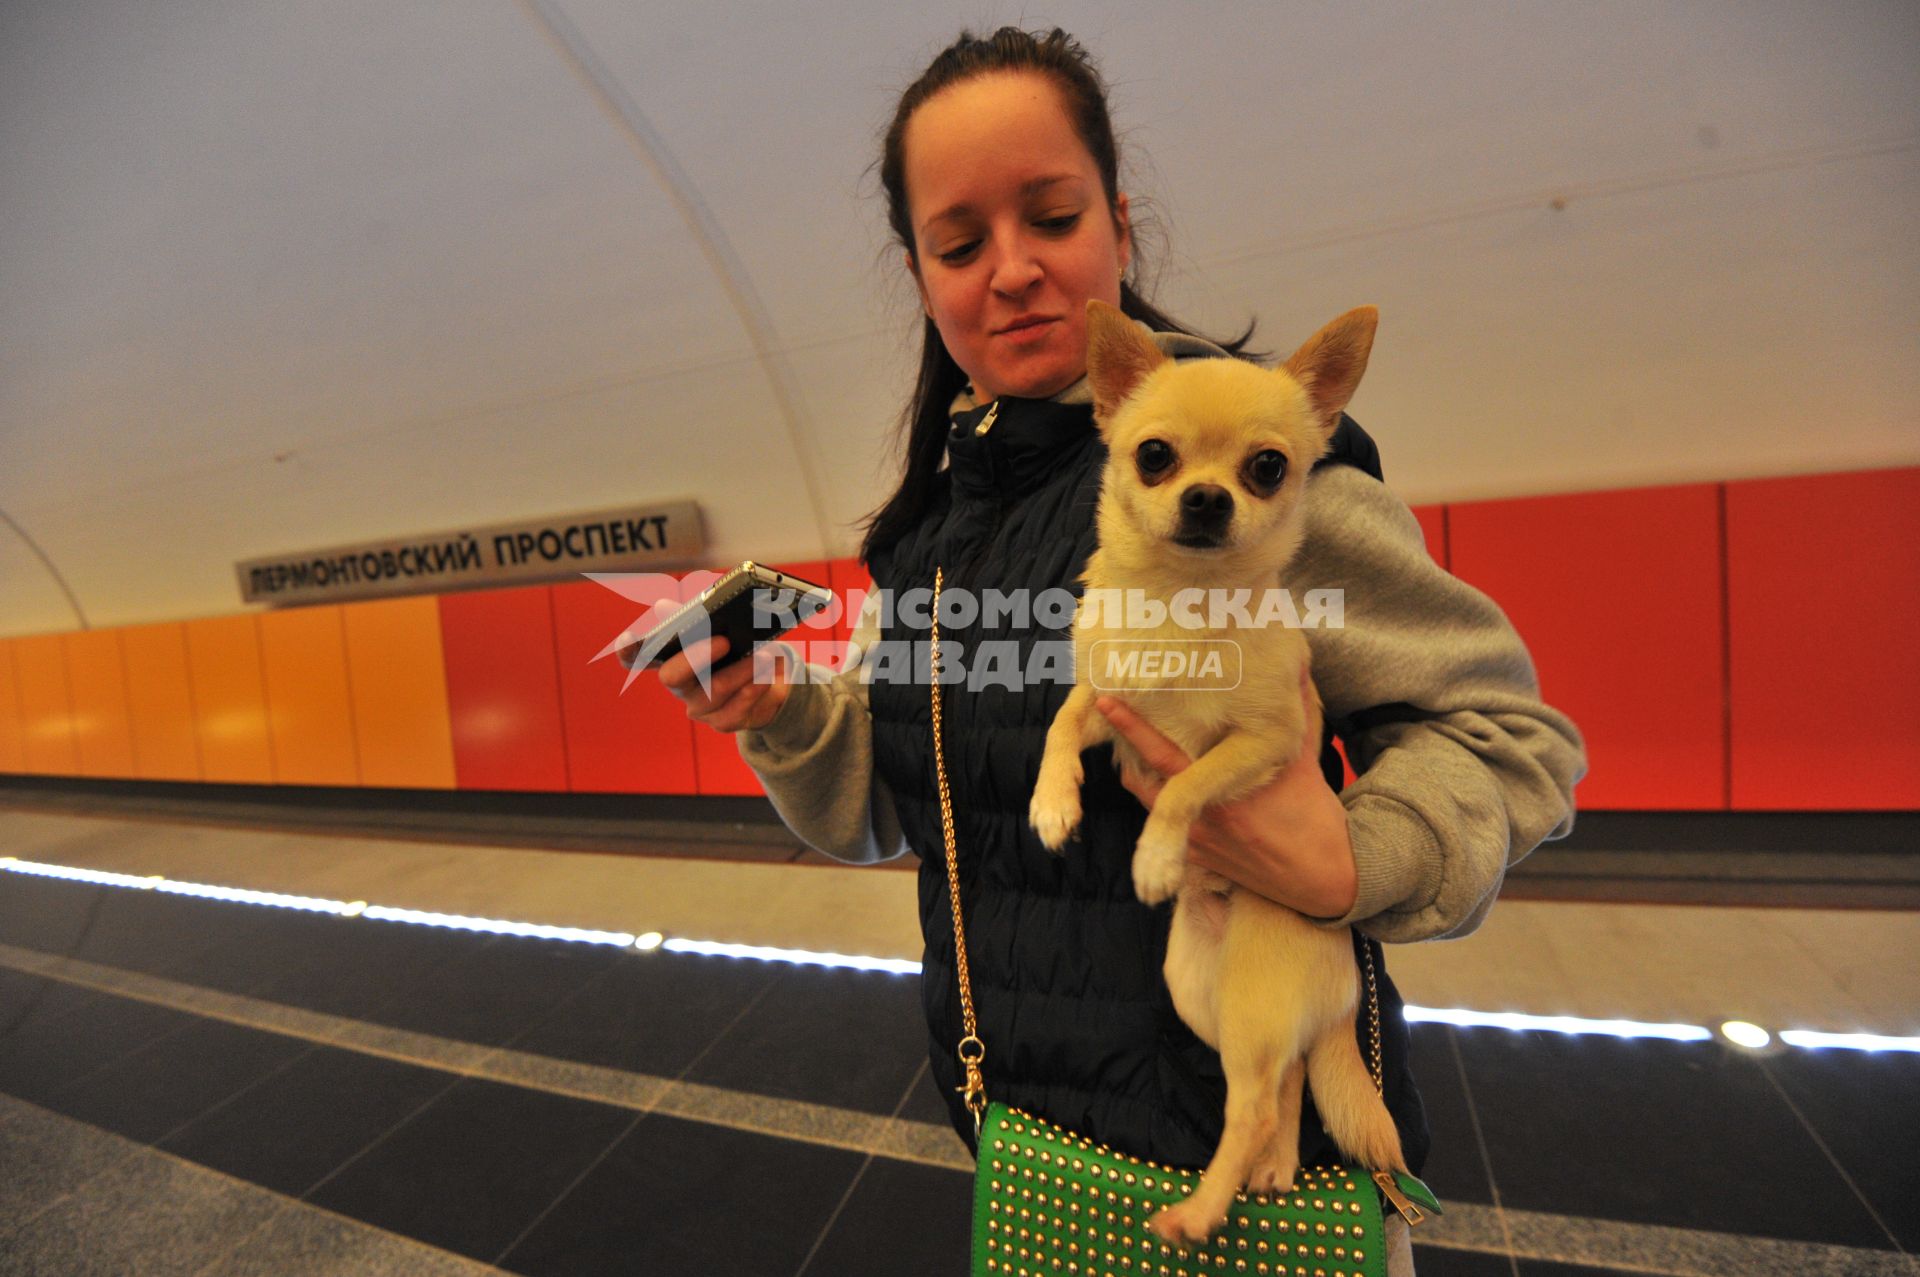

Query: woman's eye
[
  {"left": 1248, "top": 449, "right": 1287, "bottom": 489},
  {"left": 936, "top": 240, "right": 981, "bottom": 265},
  {"left": 1035, "top": 212, "right": 1081, "bottom": 233},
  {"left": 1136, "top": 439, "right": 1175, "bottom": 475}
]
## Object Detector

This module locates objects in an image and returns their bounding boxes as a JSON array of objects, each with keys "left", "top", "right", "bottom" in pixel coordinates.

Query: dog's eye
[
  {"left": 1247, "top": 450, "right": 1288, "bottom": 491},
  {"left": 1136, "top": 439, "right": 1175, "bottom": 476}
]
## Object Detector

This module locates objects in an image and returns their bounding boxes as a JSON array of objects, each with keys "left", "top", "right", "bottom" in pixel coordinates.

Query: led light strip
[
  {"left": 1405, "top": 1005, "right": 1713, "bottom": 1042},
  {"left": 4, "top": 855, "right": 1915, "bottom": 1051},
  {"left": 661, "top": 936, "right": 920, "bottom": 975}
]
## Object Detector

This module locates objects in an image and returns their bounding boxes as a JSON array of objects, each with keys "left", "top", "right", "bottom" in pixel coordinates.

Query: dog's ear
[
  {"left": 1283, "top": 306, "right": 1378, "bottom": 437},
  {"left": 1086, "top": 299, "right": 1165, "bottom": 433}
]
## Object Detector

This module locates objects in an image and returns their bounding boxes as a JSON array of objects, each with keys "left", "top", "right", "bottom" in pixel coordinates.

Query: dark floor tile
[
  {"left": 510, "top": 947, "right": 780, "bottom": 1078},
  {"left": 796, "top": 1157, "right": 972, "bottom": 1277},
  {"left": 163, "top": 1043, "right": 457, "bottom": 1197},
  {"left": 899, "top": 1056, "right": 956, "bottom": 1127},
  {"left": 369, "top": 932, "right": 622, "bottom": 1046},
  {"left": 0, "top": 967, "right": 60, "bottom": 1027},
  {"left": 499, "top": 1111, "right": 864, "bottom": 1276},
  {"left": 684, "top": 964, "right": 927, "bottom": 1114},
  {"left": 1454, "top": 1028, "right": 1890, "bottom": 1248},
  {"left": 41, "top": 1014, "right": 310, "bottom": 1145},
  {"left": 1410, "top": 1245, "right": 1515, "bottom": 1276},
  {"left": 1760, "top": 1046, "right": 1920, "bottom": 1250},
  {"left": 306, "top": 1075, "right": 634, "bottom": 1262},
  {"left": 182, "top": 912, "right": 490, "bottom": 1020},
  {"left": 69, "top": 889, "right": 272, "bottom": 976},
  {"left": 1407, "top": 1024, "right": 1496, "bottom": 1208},
  {"left": 0, "top": 875, "right": 107, "bottom": 955},
  {"left": 0, "top": 984, "right": 186, "bottom": 1106}
]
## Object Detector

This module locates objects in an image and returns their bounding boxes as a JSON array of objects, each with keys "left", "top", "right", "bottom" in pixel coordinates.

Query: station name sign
[{"left": 237, "top": 500, "right": 704, "bottom": 606}]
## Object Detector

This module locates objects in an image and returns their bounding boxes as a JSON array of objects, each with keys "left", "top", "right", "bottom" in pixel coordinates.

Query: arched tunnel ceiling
[{"left": 1, "top": 0, "right": 1915, "bottom": 635}]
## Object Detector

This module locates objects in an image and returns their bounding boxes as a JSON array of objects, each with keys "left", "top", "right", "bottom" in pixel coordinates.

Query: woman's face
[{"left": 903, "top": 71, "right": 1131, "bottom": 404}]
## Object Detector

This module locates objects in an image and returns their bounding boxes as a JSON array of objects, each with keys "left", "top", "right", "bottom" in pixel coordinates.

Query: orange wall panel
[
  {"left": 13, "top": 634, "right": 78, "bottom": 775},
  {"left": 121, "top": 623, "right": 201, "bottom": 781},
  {"left": 0, "top": 642, "right": 26, "bottom": 773},
  {"left": 1726, "top": 467, "right": 1920, "bottom": 809},
  {"left": 343, "top": 596, "right": 456, "bottom": 789},
  {"left": 185, "top": 615, "right": 275, "bottom": 784},
  {"left": 552, "top": 577, "right": 698, "bottom": 794},
  {"left": 440, "top": 586, "right": 569, "bottom": 792},
  {"left": 260, "top": 607, "right": 359, "bottom": 787},
  {"left": 1409, "top": 504, "right": 1449, "bottom": 570},
  {"left": 1449, "top": 484, "right": 1725, "bottom": 810},
  {"left": 63, "top": 630, "right": 136, "bottom": 778}
]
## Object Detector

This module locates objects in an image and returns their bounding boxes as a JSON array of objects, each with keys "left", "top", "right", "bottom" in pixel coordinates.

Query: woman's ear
[
  {"left": 905, "top": 248, "right": 931, "bottom": 319},
  {"left": 1113, "top": 193, "right": 1133, "bottom": 275}
]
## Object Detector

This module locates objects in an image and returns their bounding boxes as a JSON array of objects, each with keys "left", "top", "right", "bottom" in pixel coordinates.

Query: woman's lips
[{"left": 995, "top": 316, "right": 1058, "bottom": 339}]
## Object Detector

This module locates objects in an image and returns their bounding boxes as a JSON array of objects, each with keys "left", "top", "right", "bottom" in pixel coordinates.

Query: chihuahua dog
[{"left": 1028, "top": 300, "right": 1406, "bottom": 1244}]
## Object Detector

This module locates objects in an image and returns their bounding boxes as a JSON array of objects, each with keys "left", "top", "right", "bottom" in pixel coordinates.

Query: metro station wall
[{"left": 0, "top": 466, "right": 1914, "bottom": 811}]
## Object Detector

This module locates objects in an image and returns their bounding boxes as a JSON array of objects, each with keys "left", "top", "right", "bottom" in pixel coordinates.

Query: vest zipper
[{"left": 974, "top": 399, "right": 1001, "bottom": 437}]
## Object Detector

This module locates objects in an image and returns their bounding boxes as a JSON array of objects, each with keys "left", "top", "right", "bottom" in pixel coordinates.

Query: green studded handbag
[{"left": 928, "top": 568, "right": 1441, "bottom": 1277}]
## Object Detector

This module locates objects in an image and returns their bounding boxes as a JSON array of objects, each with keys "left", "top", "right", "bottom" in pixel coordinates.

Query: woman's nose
[{"left": 988, "top": 235, "right": 1043, "bottom": 296}]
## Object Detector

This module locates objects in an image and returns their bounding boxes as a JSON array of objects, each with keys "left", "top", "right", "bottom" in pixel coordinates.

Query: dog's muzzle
[{"left": 1174, "top": 483, "right": 1233, "bottom": 547}]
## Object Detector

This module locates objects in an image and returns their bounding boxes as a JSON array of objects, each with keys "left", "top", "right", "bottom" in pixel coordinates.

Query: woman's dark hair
[{"left": 859, "top": 26, "right": 1256, "bottom": 563}]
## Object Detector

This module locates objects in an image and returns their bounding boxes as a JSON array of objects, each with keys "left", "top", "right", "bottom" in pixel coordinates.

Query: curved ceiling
[{"left": 1, "top": 0, "right": 1915, "bottom": 635}]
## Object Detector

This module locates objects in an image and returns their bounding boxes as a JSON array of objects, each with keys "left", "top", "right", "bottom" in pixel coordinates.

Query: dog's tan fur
[{"left": 1028, "top": 300, "right": 1406, "bottom": 1244}]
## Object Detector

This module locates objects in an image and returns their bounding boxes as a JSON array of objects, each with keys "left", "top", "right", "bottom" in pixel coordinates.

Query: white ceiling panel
[{"left": 1, "top": 0, "right": 1915, "bottom": 637}]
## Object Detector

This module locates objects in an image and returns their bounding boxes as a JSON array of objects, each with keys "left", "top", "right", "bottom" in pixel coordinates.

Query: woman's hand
[
  {"left": 1095, "top": 667, "right": 1359, "bottom": 919},
  {"left": 658, "top": 636, "right": 794, "bottom": 734}
]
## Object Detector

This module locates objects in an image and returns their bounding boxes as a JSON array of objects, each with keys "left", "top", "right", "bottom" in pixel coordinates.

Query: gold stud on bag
[{"left": 929, "top": 567, "right": 1441, "bottom": 1277}]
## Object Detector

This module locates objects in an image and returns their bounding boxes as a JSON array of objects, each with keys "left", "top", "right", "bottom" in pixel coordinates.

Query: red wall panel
[
  {"left": 552, "top": 576, "right": 698, "bottom": 794},
  {"left": 64, "top": 630, "right": 136, "bottom": 779},
  {"left": 1726, "top": 467, "right": 1920, "bottom": 809},
  {"left": 121, "top": 623, "right": 201, "bottom": 781},
  {"left": 1449, "top": 484, "right": 1724, "bottom": 809},
  {"left": 185, "top": 615, "right": 275, "bottom": 784},
  {"left": 1408, "top": 504, "right": 1449, "bottom": 570},
  {"left": 439, "top": 586, "right": 569, "bottom": 792},
  {"left": 14, "top": 634, "right": 79, "bottom": 775}
]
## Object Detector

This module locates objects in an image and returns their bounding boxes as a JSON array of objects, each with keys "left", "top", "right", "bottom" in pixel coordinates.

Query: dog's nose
[{"left": 1179, "top": 484, "right": 1233, "bottom": 524}]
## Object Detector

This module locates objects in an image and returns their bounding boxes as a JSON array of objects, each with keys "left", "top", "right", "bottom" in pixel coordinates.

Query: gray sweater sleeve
[
  {"left": 1294, "top": 465, "right": 1588, "bottom": 942},
  {"left": 733, "top": 590, "right": 910, "bottom": 865}
]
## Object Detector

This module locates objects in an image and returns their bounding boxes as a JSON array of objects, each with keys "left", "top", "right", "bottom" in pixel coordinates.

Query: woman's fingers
[
  {"left": 1095, "top": 694, "right": 1189, "bottom": 809},
  {"left": 1095, "top": 695, "right": 1192, "bottom": 775}
]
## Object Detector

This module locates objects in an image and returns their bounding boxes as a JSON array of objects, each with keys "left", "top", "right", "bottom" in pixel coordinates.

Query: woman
[{"left": 662, "top": 27, "right": 1586, "bottom": 1274}]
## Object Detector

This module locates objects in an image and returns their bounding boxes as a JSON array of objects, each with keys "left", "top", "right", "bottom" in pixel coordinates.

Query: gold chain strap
[
  {"left": 928, "top": 565, "right": 1385, "bottom": 1138},
  {"left": 931, "top": 568, "right": 989, "bottom": 1131}
]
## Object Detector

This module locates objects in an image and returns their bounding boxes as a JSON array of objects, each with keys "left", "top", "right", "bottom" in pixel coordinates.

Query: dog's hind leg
[
  {"left": 1149, "top": 1027, "right": 1285, "bottom": 1245},
  {"left": 1151, "top": 902, "right": 1305, "bottom": 1245},
  {"left": 1247, "top": 1057, "right": 1304, "bottom": 1194}
]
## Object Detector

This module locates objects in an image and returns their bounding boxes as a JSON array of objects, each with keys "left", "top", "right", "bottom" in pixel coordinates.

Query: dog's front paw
[
  {"left": 1131, "top": 822, "right": 1188, "bottom": 904},
  {"left": 1028, "top": 761, "right": 1084, "bottom": 853}
]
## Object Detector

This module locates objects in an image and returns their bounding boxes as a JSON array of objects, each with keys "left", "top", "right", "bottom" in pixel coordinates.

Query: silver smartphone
[{"left": 617, "top": 561, "right": 834, "bottom": 673}]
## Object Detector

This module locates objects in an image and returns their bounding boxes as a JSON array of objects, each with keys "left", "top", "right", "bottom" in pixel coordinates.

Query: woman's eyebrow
[{"left": 918, "top": 175, "right": 1087, "bottom": 236}]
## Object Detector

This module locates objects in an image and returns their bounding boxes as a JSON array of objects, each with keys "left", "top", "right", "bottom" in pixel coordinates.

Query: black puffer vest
[{"left": 867, "top": 394, "right": 1429, "bottom": 1174}]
